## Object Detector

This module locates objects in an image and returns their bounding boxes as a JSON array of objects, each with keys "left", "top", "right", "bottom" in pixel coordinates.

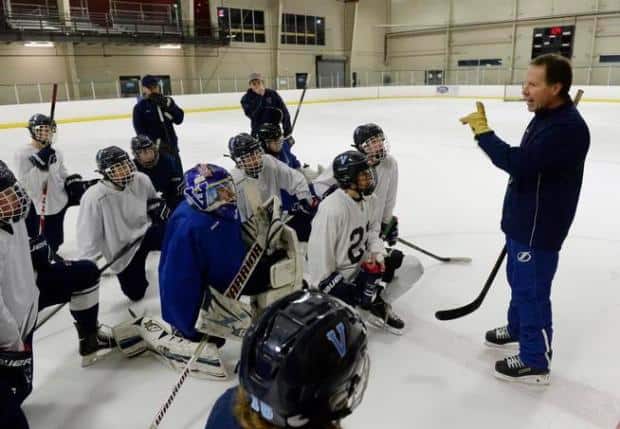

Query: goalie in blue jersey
[{"left": 113, "top": 163, "right": 303, "bottom": 380}]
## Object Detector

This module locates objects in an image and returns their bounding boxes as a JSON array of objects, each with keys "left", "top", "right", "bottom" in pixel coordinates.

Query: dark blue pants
[
  {"left": 506, "top": 238, "right": 559, "bottom": 370},
  {"left": 25, "top": 203, "right": 67, "bottom": 253},
  {"left": 117, "top": 224, "right": 165, "bottom": 301},
  {"left": 0, "top": 379, "right": 29, "bottom": 429}
]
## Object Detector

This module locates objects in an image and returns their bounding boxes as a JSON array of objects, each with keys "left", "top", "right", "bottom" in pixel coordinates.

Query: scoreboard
[{"left": 531, "top": 25, "right": 575, "bottom": 59}]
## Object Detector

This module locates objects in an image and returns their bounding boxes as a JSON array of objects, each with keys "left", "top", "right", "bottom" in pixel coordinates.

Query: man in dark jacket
[
  {"left": 240, "top": 72, "right": 292, "bottom": 138},
  {"left": 132, "top": 75, "right": 185, "bottom": 173},
  {"left": 460, "top": 53, "right": 589, "bottom": 385}
]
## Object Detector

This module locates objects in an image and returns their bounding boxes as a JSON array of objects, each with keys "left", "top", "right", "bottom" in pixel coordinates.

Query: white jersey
[
  {"left": 231, "top": 155, "right": 312, "bottom": 222},
  {"left": 306, "top": 189, "right": 383, "bottom": 287},
  {"left": 76, "top": 172, "right": 156, "bottom": 274},
  {"left": 313, "top": 154, "right": 398, "bottom": 224},
  {"left": 0, "top": 220, "right": 39, "bottom": 350},
  {"left": 15, "top": 144, "right": 69, "bottom": 216}
]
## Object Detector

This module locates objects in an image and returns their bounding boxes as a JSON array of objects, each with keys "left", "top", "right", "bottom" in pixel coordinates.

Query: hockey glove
[
  {"left": 293, "top": 196, "right": 320, "bottom": 217},
  {"left": 29, "top": 145, "right": 56, "bottom": 171},
  {"left": 29, "top": 235, "right": 52, "bottom": 270},
  {"left": 381, "top": 216, "right": 399, "bottom": 246},
  {"left": 0, "top": 348, "right": 34, "bottom": 404},
  {"left": 356, "top": 260, "right": 386, "bottom": 309},
  {"left": 149, "top": 93, "right": 170, "bottom": 111},
  {"left": 147, "top": 198, "right": 171, "bottom": 224},
  {"left": 459, "top": 101, "right": 493, "bottom": 137},
  {"left": 383, "top": 248, "right": 404, "bottom": 283},
  {"left": 284, "top": 135, "right": 295, "bottom": 147},
  {"left": 65, "top": 175, "right": 99, "bottom": 206}
]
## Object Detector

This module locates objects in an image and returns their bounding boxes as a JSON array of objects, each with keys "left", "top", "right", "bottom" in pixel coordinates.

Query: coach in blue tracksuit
[
  {"left": 132, "top": 75, "right": 185, "bottom": 173},
  {"left": 460, "top": 53, "right": 589, "bottom": 384},
  {"left": 241, "top": 72, "right": 292, "bottom": 137}
]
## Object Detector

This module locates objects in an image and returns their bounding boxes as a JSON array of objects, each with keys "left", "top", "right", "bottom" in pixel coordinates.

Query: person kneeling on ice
[
  {"left": 205, "top": 289, "right": 370, "bottom": 429},
  {"left": 0, "top": 161, "right": 116, "bottom": 429},
  {"left": 307, "top": 151, "right": 423, "bottom": 334},
  {"left": 229, "top": 133, "right": 319, "bottom": 243},
  {"left": 77, "top": 146, "right": 169, "bottom": 302},
  {"left": 114, "top": 164, "right": 303, "bottom": 379}
]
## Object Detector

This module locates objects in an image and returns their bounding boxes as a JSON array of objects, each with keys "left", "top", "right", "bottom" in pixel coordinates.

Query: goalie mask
[
  {"left": 95, "top": 146, "right": 136, "bottom": 190},
  {"left": 131, "top": 135, "right": 159, "bottom": 169},
  {"left": 228, "top": 133, "right": 264, "bottom": 179},
  {"left": 257, "top": 123, "right": 284, "bottom": 155},
  {"left": 333, "top": 150, "right": 376, "bottom": 197},
  {"left": 28, "top": 113, "right": 57, "bottom": 146},
  {"left": 184, "top": 163, "right": 237, "bottom": 218},
  {"left": 0, "top": 160, "right": 31, "bottom": 224},
  {"left": 239, "top": 290, "right": 370, "bottom": 428},
  {"left": 353, "top": 123, "right": 389, "bottom": 166}
]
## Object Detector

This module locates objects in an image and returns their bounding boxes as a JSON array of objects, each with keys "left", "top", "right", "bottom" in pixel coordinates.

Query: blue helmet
[{"left": 183, "top": 164, "right": 237, "bottom": 215}]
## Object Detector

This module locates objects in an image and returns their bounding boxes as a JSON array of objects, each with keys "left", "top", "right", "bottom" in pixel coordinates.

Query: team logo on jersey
[
  {"left": 326, "top": 322, "right": 347, "bottom": 358},
  {"left": 517, "top": 251, "right": 532, "bottom": 263}
]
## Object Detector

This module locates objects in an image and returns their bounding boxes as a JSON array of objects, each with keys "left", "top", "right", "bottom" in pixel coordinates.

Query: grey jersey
[
  {"left": 306, "top": 189, "right": 383, "bottom": 287},
  {"left": 0, "top": 220, "right": 39, "bottom": 350},
  {"left": 76, "top": 172, "right": 156, "bottom": 274},
  {"left": 231, "top": 155, "right": 312, "bottom": 222}
]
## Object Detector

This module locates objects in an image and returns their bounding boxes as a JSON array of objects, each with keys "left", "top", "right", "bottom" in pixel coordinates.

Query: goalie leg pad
[
  {"left": 112, "top": 317, "right": 148, "bottom": 358},
  {"left": 195, "top": 287, "right": 254, "bottom": 340},
  {"left": 382, "top": 255, "right": 424, "bottom": 303},
  {"left": 137, "top": 316, "right": 228, "bottom": 380}
]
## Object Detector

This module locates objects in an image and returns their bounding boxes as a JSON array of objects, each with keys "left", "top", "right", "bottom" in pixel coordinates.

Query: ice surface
[{"left": 1, "top": 97, "right": 618, "bottom": 429}]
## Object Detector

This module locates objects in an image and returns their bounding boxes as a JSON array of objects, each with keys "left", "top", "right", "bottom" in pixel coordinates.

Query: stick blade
[{"left": 435, "top": 300, "right": 481, "bottom": 321}]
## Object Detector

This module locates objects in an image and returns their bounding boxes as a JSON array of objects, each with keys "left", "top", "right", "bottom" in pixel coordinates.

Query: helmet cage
[
  {"left": 359, "top": 134, "right": 388, "bottom": 165},
  {"left": 103, "top": 159, "right": 136, "bottom": 188},
  {"left": 0, "top": 182, "right": 31, "bottom": 223},
  {"left": 235, "top": 149, "right": 264, "bottom": 178}
]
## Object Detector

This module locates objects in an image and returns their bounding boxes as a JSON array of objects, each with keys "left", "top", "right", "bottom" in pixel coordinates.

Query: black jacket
[{"left": 240, "top": 88, "right": 292, "bottom": 136}]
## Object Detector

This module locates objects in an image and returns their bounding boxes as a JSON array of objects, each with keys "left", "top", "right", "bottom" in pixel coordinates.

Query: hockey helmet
[
  {"left": 257, "top": 123, "right": 284, "bottom": 154},
  {"left": 228, "top": 133, "right": 264, "bottom": 178},
  {"left": 353, "top": 123, "right": 388, "bottom": 165},
  {"left": 28, "top": 113, "right": 57, "bottom": 146},
  {"left": 0, "top": 160, "right": 31, "bottom": 223},
  {"left": 131, "top": 135, "right": 160, "bottom": 169},
  {"left": 332, "top": 150, "right": 376, "bottom": 196},
  {"left": 95, "top": 146, "right": 136, "bottom": 189},
  {"left": 183, "top": 163, "right": 237, "bottom": 216}
]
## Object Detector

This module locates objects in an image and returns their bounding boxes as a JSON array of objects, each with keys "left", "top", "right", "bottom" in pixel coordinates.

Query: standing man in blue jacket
[
  {"left": 241, "top": 73, "right": 292, "bottom": 138},
  {"left": 132, "top": 75, "right": 185, "bottom": 174},
  {"left": 460, "top": 53, "right": 589, "bottom": 385}
]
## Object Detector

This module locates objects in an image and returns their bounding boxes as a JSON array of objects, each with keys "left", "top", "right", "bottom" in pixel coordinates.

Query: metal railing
[{"left": 2, "top": 65, "right": 620, "bottom": 105}]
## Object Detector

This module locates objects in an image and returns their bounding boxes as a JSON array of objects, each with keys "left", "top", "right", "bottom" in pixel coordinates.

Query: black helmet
[
  {"left": 332, "top": 150, "right": 376, "bottom": 196},
  {"left": 131, "top": 135, "right": 159, "bottom": 169},
  {"left": 27, "top": 113, "right": 57, "bottom": 146},
  {"left": 239, "top": 290, "right": 369, "bottom": 428},
  {"left": 353, "top": 123, "right": 387, "bottom": 164},
  {"left": 228, "top": 133, "right": 263, "bottom": 178},
  {"left": 257, "top": 123, "right": 283, "bottom": 154},
  {"left": 95, "top": 146, "right": 136, "bottom": 189},
  {"left": 0, "top": 160, "right": 31, "bottom": 223}
]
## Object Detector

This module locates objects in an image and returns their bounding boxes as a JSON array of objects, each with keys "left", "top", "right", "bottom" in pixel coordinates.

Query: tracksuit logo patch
[{"left": 517, "top": 251, "right": 532, "bottom": 263}]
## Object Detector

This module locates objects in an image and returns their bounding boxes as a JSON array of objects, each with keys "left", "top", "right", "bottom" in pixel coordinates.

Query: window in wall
[
  {"left": 217, "top": 7, "right": 265, "bottom": 43},
  {"left": 599, "top": 55, "right": 620, "bottom": 63},
  {"left": 281, "top": 13, "right": 325, "bottom": 46},
  {"left": 457, "top": 58, "right": 503, "bottom": 67}
]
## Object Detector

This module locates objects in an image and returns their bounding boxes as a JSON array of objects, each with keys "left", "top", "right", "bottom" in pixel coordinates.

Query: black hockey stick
[
  {"left": 289, "top": 75, "right": 310, "bottom": 135},
  {"left": 435, "top": 89, "right": 584, "bottom": 321},
  {"left": 435, "top": 245, "right": 506, "bottom": 321},
  {"left": 34, "top": 234, "right": 145, "bottom": 331}
]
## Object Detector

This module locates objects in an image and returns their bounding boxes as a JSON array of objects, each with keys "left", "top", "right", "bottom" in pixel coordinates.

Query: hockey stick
[
  {"left": 435, "top": 89, "right": 584, "bottom": 321},
  {"left": 34, "top": 234, "right": 146, "bottom": 331},
  {"left": 38, "top": 83, "right": 59, "bottom": 235},
  {"left": 397, "top": 238, "right": 472, "bottom": 264},
  {"left": 148, "top": 208, "right": 274, "bottom": 428},
  {"left": 289, "top": 74, "right": 310, "bottom": 135},
  {"left": 381, "top": 217, "right": 471, "bottom": 263},
  {"left": 434, "top": 245, "right": 507, "bottom": 321}
]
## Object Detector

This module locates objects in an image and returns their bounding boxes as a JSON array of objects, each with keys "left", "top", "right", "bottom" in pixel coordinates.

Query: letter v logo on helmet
[{"left": 326, "top": 322, "right": 347, "bottom": 358}]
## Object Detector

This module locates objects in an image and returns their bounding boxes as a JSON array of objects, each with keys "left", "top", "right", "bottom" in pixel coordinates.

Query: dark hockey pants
[{"left": 25, "top": 203, "right": 67, "bottom": 253}]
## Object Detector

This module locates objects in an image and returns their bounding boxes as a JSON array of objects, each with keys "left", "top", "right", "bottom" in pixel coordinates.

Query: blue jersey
[
  {"left": 204, "top": 387, "right": 242, "bottom": 429},
  {"left": 158, "top": 202, "right": 246, "bottom": 340},
  {"left": 134, "top": 152, "right": 183, "bottom": 209}
]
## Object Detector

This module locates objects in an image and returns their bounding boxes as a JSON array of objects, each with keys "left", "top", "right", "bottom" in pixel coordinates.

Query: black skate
[
  {"left": 485, "top": 326, "right": 518, "bottom": 350},
  {"left": 494, "top": 354, "right": 550, "bottom": 385},
  {"left": 75, "top": 323, "right": 117, "bottom": 367},
  {"left": 366, "top": 296, "right": 405, "bottom": 335}
]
